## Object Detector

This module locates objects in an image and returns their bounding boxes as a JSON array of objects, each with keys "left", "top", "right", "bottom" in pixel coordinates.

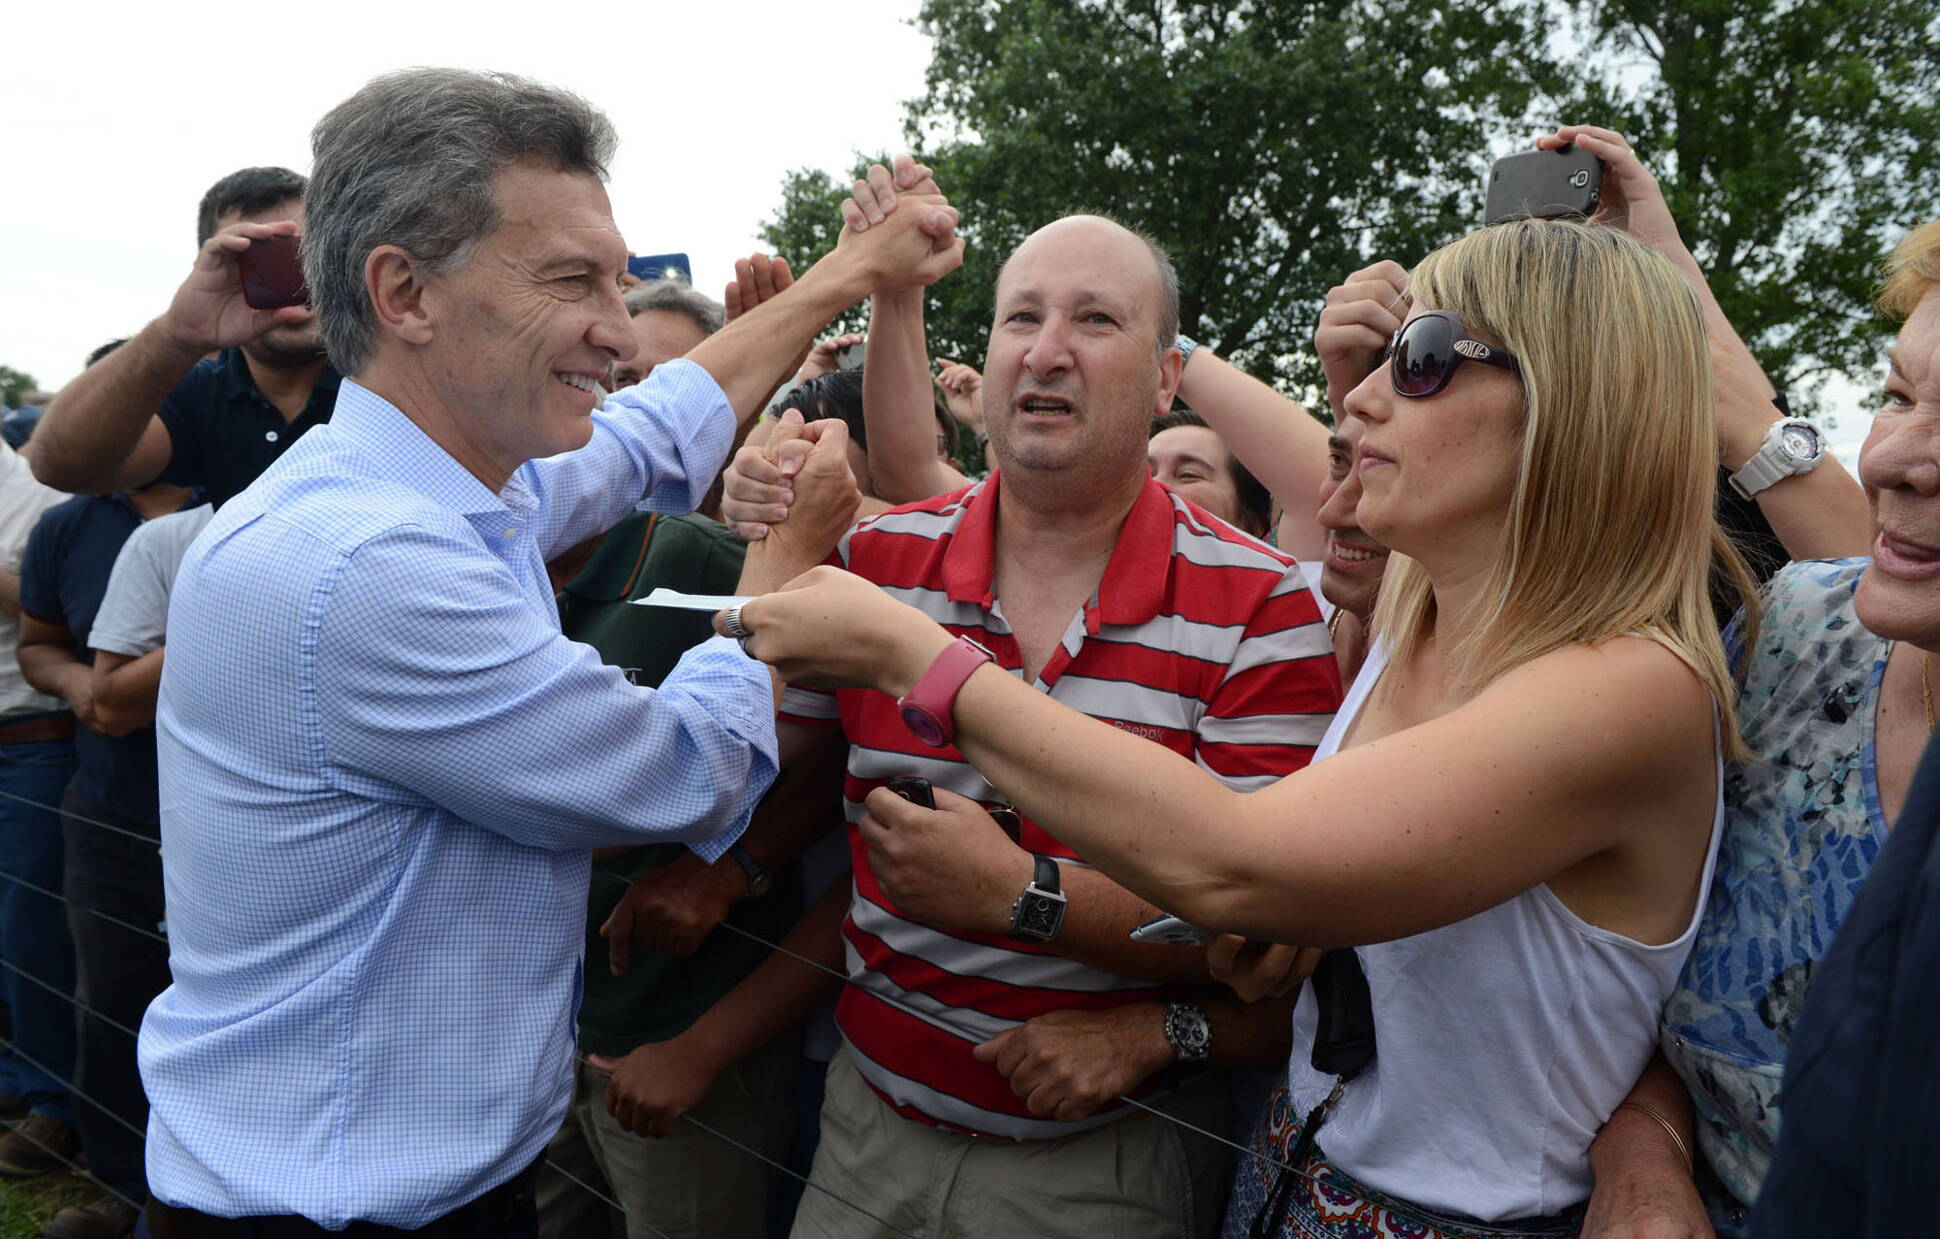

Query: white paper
[{"left": 629, "top": 588, "right": 756, "bottom": 612}]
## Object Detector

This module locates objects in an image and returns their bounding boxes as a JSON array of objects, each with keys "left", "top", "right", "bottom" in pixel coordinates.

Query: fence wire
[{"left": 0, "top": 780, "right": 1332, "bottom": 1233}]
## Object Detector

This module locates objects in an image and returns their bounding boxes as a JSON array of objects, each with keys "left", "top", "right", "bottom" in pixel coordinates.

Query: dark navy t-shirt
[
  {"left": 157, "top": 348, "right": 340, "bottom": 508},
  {"left": 18, "top": 494, "right": 192, "bottom": 827}
]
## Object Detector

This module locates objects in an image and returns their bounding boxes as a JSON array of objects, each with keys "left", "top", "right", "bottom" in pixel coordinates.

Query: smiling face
[
  {"left": 417, "top": 159, "right": 635, "bottom": 480},
  {"left": 1315, "top": 419, "right": 1391, "bottom": 620},
  {"left": 1341, "top": 306, "right": 1523, "bottom": 572},
  {"left": 1148, "top": 424, "right": 1243, "bottom": 526},
  {"left": 982, "top": 217, "right": 1180, "bottom": 497},
  {"left": 1856, "top": 288, "right": 1940, "bottom": 647}
]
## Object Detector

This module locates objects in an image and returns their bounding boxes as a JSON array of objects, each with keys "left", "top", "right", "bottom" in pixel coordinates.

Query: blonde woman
[{"left": 728, "top": 221, "right": 1745, "bottom": 1237}]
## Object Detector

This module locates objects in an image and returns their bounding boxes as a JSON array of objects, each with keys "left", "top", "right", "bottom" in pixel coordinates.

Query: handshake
[{"left": 825, "top": 154, "right": 965, "bottom": 298}]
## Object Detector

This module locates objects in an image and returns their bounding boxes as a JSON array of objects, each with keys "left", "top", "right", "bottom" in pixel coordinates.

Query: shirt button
[
  {"left": 504, "top": 528, "right": 520, "bottom": 538},
  {"left": 265, "top": 430, "right": 280, "bottom": 443}
]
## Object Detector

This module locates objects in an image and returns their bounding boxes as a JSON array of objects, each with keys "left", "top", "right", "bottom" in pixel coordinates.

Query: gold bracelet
[{"left": 1614, "top": 1100, "right": 1693, "bottom": 1171}]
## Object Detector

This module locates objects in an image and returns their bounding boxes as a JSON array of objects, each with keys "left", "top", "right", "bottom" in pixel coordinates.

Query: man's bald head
[{"left": 996, "top": 214, "right": 1180, "bottom": 352}]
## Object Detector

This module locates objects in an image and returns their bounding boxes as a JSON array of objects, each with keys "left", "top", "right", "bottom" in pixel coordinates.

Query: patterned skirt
[{"left": 1222, "top": 1084, "right": 1584, "bottom": 1239}]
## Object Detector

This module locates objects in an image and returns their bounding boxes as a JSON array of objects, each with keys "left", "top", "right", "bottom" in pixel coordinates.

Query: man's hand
[
  {"left": 1206, "top": 936, "right": 1319, "bottom": 1003},
  {"left": 589, "top": 1040, "right": 721, "bottom": 1139},
  {"left": 935, "top": 359, "right": 985, "bottom": 435},
  {"left": 64, "top": 675, "right": 102, "bottom": 734},
  {"left": 855, "top": 785, "right": 1032, "bottom": 936},
  {"left": 753, "top": 413, "right": 860, "bottom": 571},
  {"left": 598, "top": 854, "right": 747, "bottom": 972},
  {"left": 830, "top": 157, "right": 962, "bottom": 294},
  {"left": 1315, "top": 261, "right": 1410, "bottom": 419},
  {"left": 840, "top": 155, "right": 943, "bottom": 231},
  {"left": 798, "top": 333, "right": 866, "bottom": 384},
  {"left": 972, "top": 1004, "right": 1174, "bottom": 1122},
  {"left": 163, "top": 218, "right": 316, "bottom": 355}
]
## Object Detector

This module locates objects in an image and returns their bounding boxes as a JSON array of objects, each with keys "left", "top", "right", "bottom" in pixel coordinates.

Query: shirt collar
[
  {"left": 217, "top": 348, "right": 343, "bottom": 408},
  {"left": 327, "top": 379, "right": 511, "bottom": 517},
  {"left": 939, "top": 471, "right": 1175, "bottom": 626}
]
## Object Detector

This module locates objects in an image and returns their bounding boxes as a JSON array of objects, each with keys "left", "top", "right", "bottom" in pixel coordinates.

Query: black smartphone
[
  {"left": 238, "top": 234, "right": 309, "bottom": 310},
  {"left": 1483, "top": 146, "right": 1602, "bottom": 226},
  {"left": 885, "top": 776, "right": 936, "bottom": 809}
]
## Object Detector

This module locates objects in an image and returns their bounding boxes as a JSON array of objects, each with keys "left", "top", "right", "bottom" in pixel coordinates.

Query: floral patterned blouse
[{"left": 1663, "top": 558, "right": 1889, "bottom": 1218}]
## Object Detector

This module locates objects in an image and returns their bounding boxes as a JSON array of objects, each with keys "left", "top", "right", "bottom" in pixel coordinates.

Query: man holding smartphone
[{"left": 27, "top": 167, "right": 341, "bottom": 508}]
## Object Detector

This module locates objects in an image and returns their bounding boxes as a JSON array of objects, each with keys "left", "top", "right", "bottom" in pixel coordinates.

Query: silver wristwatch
[
  {"left": 1729, "top": 417, "right": 1825, "bottom": 499},
  {"left": 1164, "top": 1000, "right": 1212, "bottom": 1064}
]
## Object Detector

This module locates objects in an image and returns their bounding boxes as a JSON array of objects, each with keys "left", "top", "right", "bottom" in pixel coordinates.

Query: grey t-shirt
[{"left": 89, "top": 505, "right": 214, "bottom": 658}]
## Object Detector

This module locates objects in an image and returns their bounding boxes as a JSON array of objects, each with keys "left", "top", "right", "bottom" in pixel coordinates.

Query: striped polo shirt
[{"left": 780, "top": 472, "right": 1341, "bottom": 1141}]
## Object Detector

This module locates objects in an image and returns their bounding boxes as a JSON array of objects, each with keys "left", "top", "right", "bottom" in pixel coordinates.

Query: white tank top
[{"left": 1285, "top": 639, "right": 1723, "bottom": 1222}]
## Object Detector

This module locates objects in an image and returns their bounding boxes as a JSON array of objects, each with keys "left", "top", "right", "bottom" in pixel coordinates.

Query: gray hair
[
  {"left": 304, "top": 68, "right": 619, "bottom": 376},
  {"left": 623, "top": 281, "right": 725, "bottom": 338}
]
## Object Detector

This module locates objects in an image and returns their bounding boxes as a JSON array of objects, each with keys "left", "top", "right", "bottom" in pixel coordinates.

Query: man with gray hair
[
  {"left": 614, "top": 280, "right": 725, "bottom": 391},
  {"left": 136, "top": 68, "right": 961, "bottom": 1237}
]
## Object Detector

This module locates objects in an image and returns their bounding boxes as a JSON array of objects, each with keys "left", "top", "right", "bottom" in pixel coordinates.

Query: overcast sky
[
  {"left": 0, "top": 0, "right": 933, "bottom": 394},
  {"left": 0, "top": 0, "right": 1879, "bottom": 466}
]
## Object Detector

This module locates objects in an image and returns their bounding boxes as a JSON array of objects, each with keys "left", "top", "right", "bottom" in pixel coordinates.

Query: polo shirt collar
[
  {"left": 328, "top": 378, "right": 511, "bottom": 517},
  {"left": 939, "top": 471, "right": 1174, "bottom": 627},
  {"left": 216, "top": 348, "right": 343, "bottom": 408}
]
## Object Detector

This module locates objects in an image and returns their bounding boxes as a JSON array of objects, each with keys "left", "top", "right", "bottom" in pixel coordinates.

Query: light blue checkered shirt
[{"left": 140, "top": 361, "right": 777, "bottom": 1228}]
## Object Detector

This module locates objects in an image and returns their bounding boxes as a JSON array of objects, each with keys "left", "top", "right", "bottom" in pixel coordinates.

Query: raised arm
[
  {"left": 863, "top": 288, "right": 970, "bottom": 502},
  {"left": 1542, "top": 125, "right": 1869, "bottom": 561},
  {"left": 683, "top": 170, "right": 964, "bottom": 427},
  {"left": 1174, "top": 349, "right": 1331, "bottom": 557},
  {"left": 30, "top": 218, "right": 312, "bottom": 493}
]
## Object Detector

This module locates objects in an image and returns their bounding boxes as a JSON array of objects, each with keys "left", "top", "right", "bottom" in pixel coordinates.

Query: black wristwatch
[
  {"left": 1008, "top": 855, "right": 1067, "bottom": 943},
  {"left": 726, "top": 843, "right": 772, "bottom": 899},
  {"left": 1164, "top": 1000, "right": 1213, "bottom": 1064}
]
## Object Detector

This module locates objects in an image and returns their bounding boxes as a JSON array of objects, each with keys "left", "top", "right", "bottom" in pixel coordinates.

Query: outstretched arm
[{"left": 731, "top": 568, "right": 1715, "bottom": 949}]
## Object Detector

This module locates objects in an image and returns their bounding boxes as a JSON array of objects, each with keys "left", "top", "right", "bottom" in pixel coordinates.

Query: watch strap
[
  {"left": 1730, "top": 418, "right": 1822, "bottom": 499},
  {"left": 897, "top": 636, "right": 994, "bottom": 747},
  {"left": 1031, "top": 854, "right": 1060, "bottom": 895},
  {"left": 726, "top": 842, "right": 770, "bottom": 897},
  {"left": 1008, "top": 855, "right": 1067, "bottom": 943}
]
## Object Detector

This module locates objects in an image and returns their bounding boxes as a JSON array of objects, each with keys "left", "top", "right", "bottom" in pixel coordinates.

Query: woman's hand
[
  {"left": 1537, "top": 126, "right": 1690, "bottom": 265},
  {"left": 716, "top": 564, "right": 954, "bottom": 694}
]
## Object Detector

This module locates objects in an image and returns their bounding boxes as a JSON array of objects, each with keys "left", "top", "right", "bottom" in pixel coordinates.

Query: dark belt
[
  {"left": 0, "top": 715, "right": 75, "bottom": 746},
  {"left": 143, "top": 1163, "right": 538, "bottom": 1239}
]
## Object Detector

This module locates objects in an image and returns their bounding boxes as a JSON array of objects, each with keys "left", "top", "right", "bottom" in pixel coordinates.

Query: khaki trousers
[
  {"left": 536, "top": 1031, "right": 800, "bottom": 1239},
  {"left": 790, "top": 1046, "right": 1231, "bottom": 1239}
]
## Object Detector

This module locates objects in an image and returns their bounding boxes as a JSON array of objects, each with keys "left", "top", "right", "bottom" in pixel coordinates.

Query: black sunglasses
[{"left": 1387, "top": 310, "right": 1521, "bottom": 399}]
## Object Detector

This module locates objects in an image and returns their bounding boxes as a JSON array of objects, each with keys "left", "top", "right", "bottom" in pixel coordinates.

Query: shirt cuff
[
  {"left": 675, "top": 634, "right": 779, "bottom": 864},
  {"left": 635, "top": 359, "right": 737, "bottom": 516}
]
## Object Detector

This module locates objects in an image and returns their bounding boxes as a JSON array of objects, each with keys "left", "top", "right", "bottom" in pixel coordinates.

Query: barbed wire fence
[{"left": 0, "top": 784, "right": 1328, "bottom": 1236}]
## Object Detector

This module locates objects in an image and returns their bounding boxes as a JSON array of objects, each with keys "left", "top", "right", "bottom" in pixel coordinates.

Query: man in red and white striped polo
[{"left": 775, "top": 215, "right": 1341, "bottom": 1237}]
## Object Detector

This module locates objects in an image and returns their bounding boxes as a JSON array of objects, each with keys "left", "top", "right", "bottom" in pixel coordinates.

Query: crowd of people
[{"left": 0, "top": 65, "right": 1932, "bottom": 1239}]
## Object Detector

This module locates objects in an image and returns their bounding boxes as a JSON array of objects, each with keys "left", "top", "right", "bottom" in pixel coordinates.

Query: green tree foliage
[
  {"left": 1553, "top": 0, "right": 1940, "bottom": 405},
  {"left": 0, "top": 366, "right": 38, "bottom": 408},
  {"left": 764, "top": 0, "right": 1550, "bottom": 404},
  {"left": 762, "top": 0, "right": 1940, "bottom": 413}
]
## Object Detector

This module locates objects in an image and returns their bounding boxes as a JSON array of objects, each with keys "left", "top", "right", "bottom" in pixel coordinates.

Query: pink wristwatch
[{"left": 897, "top": 636, "right": 995, "bottom": 748}]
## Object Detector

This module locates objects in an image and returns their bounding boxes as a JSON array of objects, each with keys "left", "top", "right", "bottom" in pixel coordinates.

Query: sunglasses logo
[{"left": 1451, "top": 339, "right": 1490, "bottom": 360}]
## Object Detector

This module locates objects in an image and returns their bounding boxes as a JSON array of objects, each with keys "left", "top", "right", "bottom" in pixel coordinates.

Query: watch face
[
  {"left": 1780, "top": 422, "right": 1821, "bottom": 461},
  {"left": 1016, "top": 894, "right": 1064, "bottom": 939},
  {"left": 899, "top": 703, "right": 947, "bottom": 748}
]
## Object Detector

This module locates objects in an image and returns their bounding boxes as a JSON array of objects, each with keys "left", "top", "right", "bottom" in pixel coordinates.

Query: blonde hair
[
  {"left": 1369, "top": 221, "right": 1754, "bottom": 757},
  {"left": 1880, "top": 219, "right": 1940, "bottom": 320}
]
